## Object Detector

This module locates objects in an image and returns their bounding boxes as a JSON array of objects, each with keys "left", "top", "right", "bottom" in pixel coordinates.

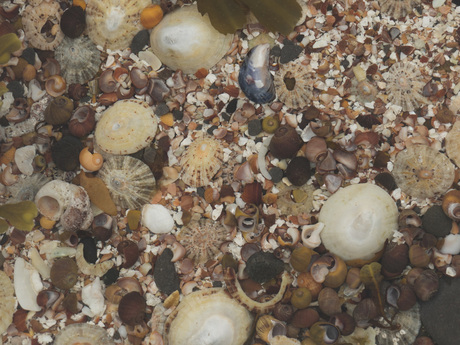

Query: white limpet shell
[
  {"left": 439, "top": 234, "right": 460, "bottom": 255},
  {"left": 164, "top": 288, "right": 253, "bottom": 345},
  {"left": 76, "top": 244, "right": 114, "bottom": 277},
  {"left": 150, "top": 4, "right": 233, "bottom": 74},
  {"left": 141, "top": 204, "right": 174, "bottom": 234},
  {"left": 0, "top": 270, "right": 15, "bottom": 335},
  {"left": 14, "top": 258, "right": 43, "bottom": 311},
  {"left": 94, "top": 99, "right": 158, "bottom": 155},
  {"left": 14, "top": 145, "right": 36, "bottom": 176},
  {"left": 54, "top": 323, "right": 115, "bottom": 345},
  {"left": 318, "top": 184, "right": 398, "bottom": 262}
]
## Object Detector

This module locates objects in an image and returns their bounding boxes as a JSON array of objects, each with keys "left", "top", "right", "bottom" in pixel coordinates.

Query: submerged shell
[
  {"left": 55, "top": 36, "right": 101, "bottom": 85},
  {"left": 378, "top": 0, "right": 421, "bottom": 19},
  {"left": 164, "top": 288, "right": 253, "bottom": 345},
  {"left": 319, "top": 184, "right": 398, "bottom": 262},
  {"left": 385, "top": 62, "right": 425, "bottom": 112},
  {"left": 375, "top": 304, "right": 421, "bottom": 345},
  {"left": 150, "top": 4, "right": 233, "bottom": 74},
  {"left": 98, "top": 155, "right": 156, "bottom": 209},
  {"left": 54, "top": 323, "right": 115, "bottom": 345},
  {"left": 86, "top": 0, "right": 150, "bottom": 50},
  {"left": 94, "top": 99, "right": 158, "bottom": 155},
  {"left": 445, "top": 120, "right": 460, "bottom": 168},
  {"left": 392, "top": 145, "right": 455, "bottom": 199},
  {"left": 276, "top": 183, "right": 316, "bottom": 217},
  {"left": 22, "top": 0, "right": 64, "bottom": 50},
  {"left": 8, "top": 174, "right": 51, "bottom": 203},
  {"left": 0, "top": 270, "right": 15, "bottom": 335},
  {"left": 180, "top": 137, "right": 224, "bottom": 187}
]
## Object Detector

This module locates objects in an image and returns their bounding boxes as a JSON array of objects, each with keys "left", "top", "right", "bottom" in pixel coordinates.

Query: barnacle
[
  {"left": 55, "top": 36, "right": 101, "bottom": 85},
  {"left": 177, "top": 218, "right": 230, "bottom": 265},
  {"left": 98, "top": 155, "right": 156, "bottom": 209},
  {"left": 378, "top": 0, "right": 421, "bottom": 19},
  {"left": 385, "top": 62, "right": 425, "bottom": 112},
  {"left": 274, "top": 60, "right": 315, "bottom": 109},
  {"left": 392, "top": 145, "right": 455, "bottom": 199},
  {"left": 276, "top": 183, "right": 316, "bottom": 217}
]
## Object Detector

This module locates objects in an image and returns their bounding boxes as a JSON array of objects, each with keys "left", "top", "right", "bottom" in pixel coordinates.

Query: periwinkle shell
[
  {"left": 269, "top": 125, "right": 303, "bottom": 159},
  {"left": 118, "top": 291, "right": 146, "bottom": 326},
  {"left": 44, "top": 96, "right": 74, "bottom": 125},
  {"left": 50, "top": 257, "right": 78, "bottom": 290}
]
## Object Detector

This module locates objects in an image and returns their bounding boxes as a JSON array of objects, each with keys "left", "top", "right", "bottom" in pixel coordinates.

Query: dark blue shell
[{"left": 238, "top": 45, "right": 276, "bottom": 104}]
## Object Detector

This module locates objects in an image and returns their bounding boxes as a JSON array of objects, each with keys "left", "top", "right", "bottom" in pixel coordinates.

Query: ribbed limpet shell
[
  {"left": 446, "top": 120, "right": 460, "bottom": 168},
  {"left": 98, "top": 155, "right": 156, "bottom": 209},
  {"left": 22, "top": 0, "right": 64, "bottom": 50},
  {"left": 150, "top": 4, "right": 233, "bottom": 74},
  {"left": 0, "top": 270, "right": 15, "bottom": 335},
  {"left": 392, "top": 145, "right": 455, "bottom": 199},
  {"left": 94, "top": 99, "right": 158, "bottom": 155},
  {"left": 86, "top": 0, "right": 150, "bottom": 50},
  {"left": 54, "top": 323, "right": 115, "bottom": 345},
  {"left": 164, "top": 288, "right": 253, "bottom": 345},
  {"left": 378, "top": 0, "right": 421, "bottom": 19},
  {"left": 180, "top": 137, "right": 224, "bottom": 187}
]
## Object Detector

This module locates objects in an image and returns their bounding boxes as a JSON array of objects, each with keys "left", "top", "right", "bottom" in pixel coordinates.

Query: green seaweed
[
  {"left": 196, "top": 0, "right": 302, "bottom": 35},
  {"left": 0, "top": 33, "right": 22, "bottom": 65},
  {"left": 0, "top": 201, "right": 38, "bottom": 231}
]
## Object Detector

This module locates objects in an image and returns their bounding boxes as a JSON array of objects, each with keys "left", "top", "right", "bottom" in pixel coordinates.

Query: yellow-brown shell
[
  {"left": 22, "top": 0, "right": 64, "bottom": 50},
  {"left": 446, "top": 120, "right": 460, "bottom": 168},
  {"left": 94, "top": 99, "right": 157, "bottom": 155},
  {"left": 392, "top": 145, "right": 455, "bottom": 199},
  {"left": 86, "top": 0, "right": 150, "bottom": 50},
  {"left": 180, "top": 137, "right": 224, "bottom": 187},
  {"left": 0, "top": 270, "right": 15, "bottom": 335}
]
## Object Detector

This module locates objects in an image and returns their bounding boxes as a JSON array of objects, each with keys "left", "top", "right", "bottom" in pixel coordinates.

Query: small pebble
[
  {"left": 7, "top": 81, "right": 24, "bottom": 99},
  {"left": 226, "top": 99, "right": 238, "bottom": 114},
  {"left": 172, "top": 109, "right": 183, "bottom": 120},
  {"left": 207, "top": 125, "right": 218, "bottom": 135},
  {"left": 102, "top": 267, "right": 119, "bottom": 286},
  {"left": 422, "top": 205, "right": 452, "bottom": 237},
  {"left": 21, "top": 47, "right": 36, "bottom": 65},
  {"left": 271, "top": 45, "right": 282, "bottom": 57},
  {"left": 389, "top": 27, "right": 401, "bottom": 40},
  {"left": 248, "top": 119, "right": 262, "bottom": 136},
  {"left": 280, "top": 40, "right": 303, "bottom": 64},
  {"left": 374, "top": 172, "right": 397, "bottom": 191},
  {"left": 246, "top": 251, "right": 285, "bottom": 284},
  {"left": 80, "top": 237, "right": 98, "bottom": 264},
  {"left": 131, "top": 30, "right": 150, "bottom": 55},
  {"left": 155, "top": 102, "right": 170, "bottom": 117},
  {"left": 269, "top": 167, "right": 283, "bottom": 183},
  {"left": 221, "top": 112, "right": 231, "bottom": 121},
  {"left": 153, "top": 248, "right": 180, "bottom": 295}
]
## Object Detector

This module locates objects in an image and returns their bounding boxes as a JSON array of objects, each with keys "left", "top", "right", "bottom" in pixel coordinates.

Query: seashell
[
  {"left": 270, "top": 336, "right": 301, "bottom": 345},
  {"left": 353, "top": 298, "right": 379, "bottom": 327},
  {"left": 375, "top": 305, "right": 421, "bottom": 345},
  {"left": 0, "top": 270, "right": 15, "bottom": 335},
  {"left": 413, "top": 269, "right": 438, "bottom": 301},
  {"left": 386, "top": 284, "right": 417, "bottom": 311},
  {"left": 44, "top": 95, "right": 74, "bottom": 125},
  {"left": 54, "top": 323, "right": 115, "bottom": 345},
  {"left": 319, "top": 183, "right": 398, "bottom": 262},
  {"left": 392, "top": 145, "right": 455, "bottom": 199},
  {"left": 269, "top": 125, "right": 303, "bottom": 159},
  {"left": 60, "top": 6, "right": 86, "bottom": 38},
  {"left": 305, "top": 137, "right": 328, "bottom": 163},
  {"left": 141, "top": 204, "right": 174, "bottom": 234},
  {"left": 79, "top": 147, "right": 104, "bottom": 172},
  {"left": 381, "top": 243, "right": 409, "bottom": 277},
  {"left": 262, "top": 115, "right": 280, "bottom": 134},
  {"left": 118, "top": 291, "right": 146, "bottom": 326},
  {"left": 273, "top": 304, "right": 294, "bottom": 323},
  {"left": 442, "top": 190, "right": 460, "bottom": 221},
  {"left": 98, "top": 155, "right": 156, "bottom": 209},
  {"left": 45, "top": 75, "right": 67, "bottom": 97},
  {"left": 86, "top": 0, "right": 151, "bottom": 50},
  {"left": 290, "top": 246, "right": 313, "bottom": 273},
  {"left": 256, "top": 315, "right": 286, "bottom": 343},
  {"left": 69, "top": 105, "right": 96, "bottom": 138},
  {"left": 150, "top": 4, "right": 232, "bottom": 74},
  {"left": 291, "top": 308, "right": 319, "bottom": 329},
  {"left": 317, "top": 287, "right": 341, "bottom": 317},
  {"left": 81, "top": 277, "right": 105, "bottom": 316},
  {"left": 290, "top": 287, "right": 312, "bottom": 309},
  {"left": 378, "top": 0, "right": 421, "bottom": 19},
  {"left": 29, "top": 247, "right": 51, "bottom": 279},
  {"left": 22, "top": 0, "right": 64, "bottom": 50},
  {"left": 14, "top": 145, "right": 35, "bottom": 176},
  {"left": 310, "top": 253, "right": 347, "bottom": 289},
  {"left": 180, "top": 136, "right": 224, "bottom": 187},
  {"left": 130, "top": 67, "right": 148, "bottom": 89},
  {"left": 239, "top": 44, "right": 276, "bottom": 104},
  {"left": 55, "top": 36, "right": 101, "bottom": 85},
  {"left": 164, "top": 288, "right": 253, "bottom": 345},
  {"left": 76, "top": 243, "right": 114, "bottom": 276},
  {"left": 6, "top": 105, "right": 29, "bottom": 123},
  {"left": 50, "top": 257, "right": 78, "bottom": 290},
  {"left": 286, "top": 156, "right": 311, "bottom": 186},
  {"left": 301, "top": 223, "right": 324, "bottom": 249},
  {"left": 235, "top": 204, "right": 259, "bottom": 232},
  {"left": 117, "top": 240, "right": 139, "bottom": 268},
  {"left": 446, "top": 120, "right": 460, "bottom": 168},
  {"left": 14, "top": 258, "right": 42, "bottom": 311},
  {"left": 309, "top": 322, "right": 340, "bottom": 345},
  {"left": 330, "top": 312, "right": 356, "bottom": 336},
  {"left": 94, "top": 99, "right": 158, "bottom": 155}
]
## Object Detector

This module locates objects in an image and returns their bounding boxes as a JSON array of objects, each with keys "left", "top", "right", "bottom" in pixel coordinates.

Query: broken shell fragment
[
  {"left": 14, "top": 258, "right": 42, "bottom": 311},
  {"left": 76, "top": 243, "right": 114, "bottom": 276},
  {"left": 141, "top": 204, "right": 174, "bottom": 234}
]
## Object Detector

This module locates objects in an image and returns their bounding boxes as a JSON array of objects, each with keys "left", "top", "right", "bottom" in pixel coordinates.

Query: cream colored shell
[
  {"left": 86, "top": 0, "right": 150, "bottom": 50},
  {"left": 319, "top": 183, "right": 398, "bottom": 261},
  {"left": 446, "top": 120, "right": 460, "bottom": 168},
  {"left": 54, "top": 323, "right": 115, "bottom": 345},
  {"left": 164, "top": 288, "right": 253, "bottom": 345},
  {"left": 0, "top": 270, "right": 15, "bottom": 335},
  {"left": 150, "top": 4, "right": 233, "bottom": 74},
  {"left": 95, "top": 99, "right": 157, "bottom": 155}
]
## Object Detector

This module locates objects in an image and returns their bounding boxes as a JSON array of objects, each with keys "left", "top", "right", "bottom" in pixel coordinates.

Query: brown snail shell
[
  {"left": 381, "top": 243, "right": 409, "bottom": 277},
  {"left": 117, "top": 240, "right": 139, "bottom": 268},
  {"left": 330, "top": 312, "right": 356, "bottom": 336},
  {"left": 442, "top": 189, "right": 460, "bottom": 221},
  {"left": 269, "top": 125, "right": 303, "bottom": 159},
  {"left": 305, "top": 136, "right": 328, "bottom": 163},
  {"left": 290, "top": 308, "right": 319, "bottom": 329},
  {"left": 50, "top": 257, "right": 78, "bottom": 290},
  {"left": 318, "top": 287, "right": 341, "bottom": 317},
  {"left": 353, "top": 298, "right": 378, "bottom": 328},
  {"left": 45, "top": 75, "right": 67, "bottom": 97},
  {"left": 413, "top": 269, "right": 439, "bottom": 302},
  {"left": 118, "top": 291, "right": 146, "bottom": 326},
  {"left": 44, "top": 96, "right": 74, "bottom": 125},
  {"left": 68, "top": 106, "right": 96, "bottom": 138}
]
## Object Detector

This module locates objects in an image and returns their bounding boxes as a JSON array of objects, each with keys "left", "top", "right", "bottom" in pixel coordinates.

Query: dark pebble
[
  {"left": 269, "top": 167, "right": 284, "bottom": 183},
  {"left": 7, "top": 81, "right": 24, "bottom": 99},
  {"left": 389, "top": 27, "right": 401, "bottom": 40},
  {"left": 51, "top": 135, "right": 83, "bottom": 171},
  {"left": 295, "top": 34, "right": 304, "bottom": 43},
  {"left": 172, "top": 109, "right": 183, "bottom": 120},
  {"left": 131, "top": 30, "right": 150, "bottom": 55},
  {"left": 226, "top": 98, "right": 238, "bottom": 114},
  {"left": 271, "top": 45, "right": 282, "bottom": 57},
  {"left": 153, "top": 248, "right": 180, "bottom": 295},
  {"left": 246, "top": 251, "right": 285, "bottom": 284},
  {"left": 155, "top": 102, "right": 170, "bottom": 117},
  {"left": 374, "top": 172, "right": 397, "bottom": 191},
  {"left": 196, "top": 187, "right": 205, "bottom": 197},
  {"left": 422, "top": 205, "right": 452, "bottom": 237},
  {"left": 21, "top": 47, "right": 35, "bottom": 65},
  {"left": 207, "top": 125, "right": 218, "bottom": 135},
  {"left": 102, "top": 267, "right": 119, "bottom": 285},
  {"left": 341, "top": 59, "right": 350, "bottom": 69},
  {"left": 420, "top": 278, "right": 460, "bottom": 345},
  {"left": 280, "top": 42, "right": 303, "bottom": 64},
  {"left": 248, "top": 119, "right": 262, "bottom": 136},
  {"left": 80, "top": 237, "right": 98, "bottom": 264},
  {"left": 221, "top": 112, "right": 231, "bottom": 121},
  {"left": 286, "top": 157, "right": 311, "bottom": 186}
]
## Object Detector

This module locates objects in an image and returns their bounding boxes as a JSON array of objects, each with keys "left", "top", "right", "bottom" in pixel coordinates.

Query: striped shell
[
  {"left": 98, "top": 155, "right": 155, "bottom": 209},
  {"left": 392, "top": 145, "right": 455, "bottom": 199},
  {"left": 0, "top": 270, "right": 15, "bottom": 335},
  {"left": 378, "top": 0, "right": 421, "bottom": 19},
  {"left": 55, "top": 36, "right": 101, "bottom": 85},
  {"left": 94, "top": 99, "right": 157, "bottom": 155},
  {"left": 86, "top": 0, "right": 150, "bottom": 50},
  {"left": 54, "top": 323, "right": 115, "bottom": 345},
  {"left": 164, "top": 288, "right": 253, "bottom": 345},
  {"left": 180, "top": 137, "right": 224, "bottom": 187},
  {"left": 446, "top": 120, "right": 460, "bottom": 168}
]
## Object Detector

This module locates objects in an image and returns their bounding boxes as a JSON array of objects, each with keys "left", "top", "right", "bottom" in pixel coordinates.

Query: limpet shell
[
  {"left": 94, "top": 99, "right": 157, "bottom": 155},
  {"left": 392, "top": 145, "right": 455, "bottom": 199},
  {"left": 0, "top": 270, "right": 15, "bottom": 335},
  {"left": 54, "top": 323, "right": 115, "bottom": 345},
  {"left": 445, "top": 120, "right": 460, "bottom": 168},
  {"left": 164, "top": 288, "right": 253, "bottom": 345}
]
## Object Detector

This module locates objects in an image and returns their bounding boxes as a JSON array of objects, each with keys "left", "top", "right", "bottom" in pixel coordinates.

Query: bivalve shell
[{"left": 14, "top": 258, "right": 42, "bottom": 311}]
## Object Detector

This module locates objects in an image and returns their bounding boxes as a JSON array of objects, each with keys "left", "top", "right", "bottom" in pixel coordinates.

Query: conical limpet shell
[
  {"left": 54, "top": 323, "right": 115, "bottom": 345},
  {"left": 0, "top": 270, "right": 15, "bottom": 335}
]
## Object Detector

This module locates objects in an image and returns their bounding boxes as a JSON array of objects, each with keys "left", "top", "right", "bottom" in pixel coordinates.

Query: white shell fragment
[
  {"left": 0, "top": 270, "right": 15, "bottom": 335},
  {"left": 14, "top": 145, "right": 36, "bottom": 176},
  {"left": 76, "top": 244, "right": 114, "bottom": 277},
  {"left": 14, "top": 258, "right": 43, "bottom": 311},
  {"left": 319, "top": 184, "right": 398, "bottom": 262},
  {"left": 141, "top": 204, "right": 174, "bottom": 234},
  {"left": 82, "top": 277, "right": 105, "bottom": 317}
]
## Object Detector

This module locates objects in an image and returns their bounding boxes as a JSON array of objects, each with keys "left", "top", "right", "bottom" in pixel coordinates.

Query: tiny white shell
[
  {"left": 14, "top": 258, "right": 43, "bottom": 311},
  {"left": 141, "top": 204, "right": 174, "bottom": 234}
]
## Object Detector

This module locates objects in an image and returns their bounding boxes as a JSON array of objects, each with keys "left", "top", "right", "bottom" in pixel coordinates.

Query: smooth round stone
[
  {"left": 422, "top": 205, "right": 452, "bottom": 238},
  {"left": 141, "top": 204, "right": 174, "bottom": 234},
  {"left": 246, "top": 251, "right": 284, "bottom": 284}
]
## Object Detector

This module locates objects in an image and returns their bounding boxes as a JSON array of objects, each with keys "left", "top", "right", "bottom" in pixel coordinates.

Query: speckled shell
[
  {"left": 22, "top": 0, "right": 64, "bottom": 50},
  {"left": 378, "top": 0, "right": 421, "bottom": 19},
  {"left": 150, "top": 4, "right": 233, "bottom": 74},
  {"left": 392, "top": 145, "right": 455, "bottom": 199},
  {"left": 385, "top": 62, "right": 425, "bottom": 112},
  {"left": 55, "top": 36, "right": 101, "bottom": 85},
  {"left": 375, "top": 304, "right": 421, "bottom": 345},
  {"left": 164, "top": 288, "right": 253, "bottom": 345},
  {"left": 446, "top": 120, "right": 460, "bottom": 168},
  {"left": 54, "top": 323, "right": 115, "bottom": 345},
  {"left": 94, "top": 99, "right": 157, "bottom": 155},
  {"left": 98, "top": 155, "right": 156, "bottom": 209},
  {"left": 86, "top": 0, "right": 150, "bottom": 50},
  {"left": 180, "top": 137, "right": 224, "bottom": 187},
  {"left": 0, "top": 270, "right": 15, "bottom": 335}
]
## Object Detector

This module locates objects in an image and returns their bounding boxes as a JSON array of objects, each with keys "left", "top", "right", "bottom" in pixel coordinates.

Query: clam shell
[
  {"left": 94, "top": 99, "right": 158, "bottom": 155},
  {"left": 14, "top": 258, "right": 43, "bottom": 311},
  {"left": 150, "top": 4, "right": 233, "bottom": 74},
  {"left": 164, "top": 288, "right": 253, "bottom": 345},
  {"left": 54, "top": 323, "right": 115, "bottom": 345},
  {"left": 446, "top": 120, "right": 460, "bottom": 168},
  {"left": 0, "top": 270, "right": 15, "bottom": 335}
]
